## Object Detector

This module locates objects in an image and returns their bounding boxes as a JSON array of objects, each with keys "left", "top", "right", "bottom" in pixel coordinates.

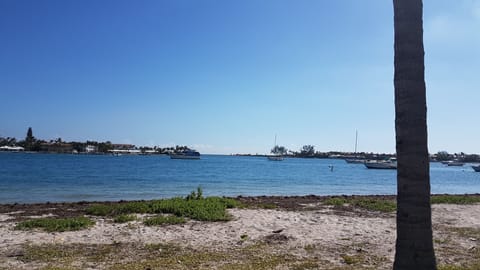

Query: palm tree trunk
[{"left": 393, "top": 0, "right": 437, "bottom": 269}]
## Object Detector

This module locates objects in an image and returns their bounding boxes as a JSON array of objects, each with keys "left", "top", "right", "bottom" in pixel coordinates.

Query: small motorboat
[
  {"left": 446, "top": 161, "right": 465, "bottom": 167},
  {"left": 267, "top": 155, "right": 284, "bottom": 161},
  {"left": 364, "top": 158, "right": 397, "bottom": 170}
]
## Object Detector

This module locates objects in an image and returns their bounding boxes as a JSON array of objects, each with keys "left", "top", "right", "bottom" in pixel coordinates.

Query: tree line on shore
[
  {"left": 2, "top": 128, "right": 479, "bottom": 162},
  {"left": 0, "top": 127, "right": 193, "bottom": 154},
  {"left": 265, "top": 144, "right": 480, "bottom": 162}
]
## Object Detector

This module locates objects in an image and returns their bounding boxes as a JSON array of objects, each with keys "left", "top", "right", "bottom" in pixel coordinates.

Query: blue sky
[{"left": 1, "top": 0, "right": 479, "bottom": 154}]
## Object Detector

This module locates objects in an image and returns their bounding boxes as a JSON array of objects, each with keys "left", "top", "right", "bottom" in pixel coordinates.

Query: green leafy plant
[
  {"left": 186, "top": 186, "right": 203, "bottom": 200},
  {"left": 113, "top": 214, "right": 136, "bottom": 223},
  {"left": 15, "top": 217, "right": 94, "bottom": 232},
  {"left": 431, "top": 195, "right": 480, "bottom": 205},
  {"left": 143, "top": 215, "right": 186, "bottom": 226},
  {"left": 85, "top": 189, "right": 241, "bottom": 222}
]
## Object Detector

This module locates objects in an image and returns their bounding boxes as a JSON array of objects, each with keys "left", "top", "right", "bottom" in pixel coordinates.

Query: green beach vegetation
[
  {"left": 113, "top": 214, "right": 137, "bottom": 223},
  {"left": 15, "top": 217, "right": 94, "bottom": 232},
  {"left": 86, "top": 189, "right": 241, "bottom": 222},
  {"left": 323, "top": 195, "right": 480, "bottom": 213},
  {"left": 431, "top": 195, "right": 480, "bottom": 205},
  {"left": 4, "top": 194, "right": 480, "bottom": 269},
  {"left": 143, "top": 215, "right": 186, "bottom": 226},
  {"left": 324, "top": 197, "right": 397, "bottom": 213}
]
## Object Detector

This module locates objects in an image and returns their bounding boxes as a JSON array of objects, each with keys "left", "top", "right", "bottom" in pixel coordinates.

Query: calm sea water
[{"left": 0, "top": 153, "right": 479, "bottom": 204}]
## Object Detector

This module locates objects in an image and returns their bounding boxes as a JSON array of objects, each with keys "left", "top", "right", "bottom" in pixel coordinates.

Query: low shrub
[
  {"left": 324, "top": 197, "right": 396, "bottom": 212},
  {"left": 324, "top": 197, "right": 348, "bottom": 206},
  {"left": 85, "top": 190, "right": 241, "bottom": 222},
  {"left": 143, "top": 215, "right": 186, "bottom": 226},
  {"left": 431, "top": 195, "right": 480, "bottom": 205},
  {"left": 16, "top": 217, "right": 94, "bottom": 232},
  {"left": 113, "top": 214, "right": 136, "bottom": 223}
]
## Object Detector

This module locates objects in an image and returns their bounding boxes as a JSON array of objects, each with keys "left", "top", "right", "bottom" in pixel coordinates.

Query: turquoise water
[{"left": 0, "top": 153, "right": 479, "bottom": 203}]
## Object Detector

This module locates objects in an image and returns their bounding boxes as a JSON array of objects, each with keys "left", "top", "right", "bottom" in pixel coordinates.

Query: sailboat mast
[
  {"left": 354, "top": 130, "right": 358, "bottom": 154},
  {"left": 274, "top": 134, "right": 277, "bottom": 147}
]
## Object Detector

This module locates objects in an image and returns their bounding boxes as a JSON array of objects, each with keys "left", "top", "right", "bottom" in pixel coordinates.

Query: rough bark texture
[{"left": 393, "top": 0, "right": 437, "bottom": 269}]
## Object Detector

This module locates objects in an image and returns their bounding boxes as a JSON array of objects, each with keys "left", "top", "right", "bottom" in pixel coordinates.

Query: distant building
[
  {"left": 85, "top": 145, "right": 98, "bottom": 153},
  {"left": 40, "top": 143, "right": 73, "bottom": 153}
]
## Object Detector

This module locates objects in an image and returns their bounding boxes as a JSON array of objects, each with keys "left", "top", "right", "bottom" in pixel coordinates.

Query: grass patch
[
  {"left": 439, "top": 264, "right": 480, "bottom": 270},
  {"left": 149, "top": 197, "right": 235, "bottom": 221},
  {"left": 324, "top": 197, "right": 348, "bottom": 206},
  {"left": 256, "top": 203, "right": 277, "bottom": 209},
  {"left": 144, "top": 243, "right": 181, "bottom": 256},
  {"left": 21, "top": 244, "right": 78, "bottom": 263},
  {"left": 324, "top": 197, "right": 396, "bottom": 212},
  {"left": 10, "top": 242, "right": 420, "bottom": 270},
  {"left": 291, "top": 261, "right": 320, "bottom": 270},
  {"left": 431, "top": 195, "right": 480, "bottom": 205},
  {"left": 341, "top": 254, "right": 361, "bottom": 265},
  {"left": 113, "top": 214, "right": 136, "bottom": 223},
  {"left": 449, "top": 227, "right": 480, "bottom": 239},
  {"left": 20, "top": 243, "right": 122, "bottom": 268},
  {"left": 143, "top": 215, "right": 186, "bottom": 226},
  {"left": 86, "top": 196, "right": 240, "bottom": 222},
  {"left": 85, "top": 204, "right": 111, "bottom": 216},
  {"left": 324, "top": 195, "right": 480, "bottom": 213},
  {"left": 15, "top": 217, "right": 94, "bottom": 232},
  {"left": 85, "top": 188, "right": 242, "bottom": 222},
  {"left": 40, "top": 266, "right": 77, "bottom": 270},
  {"left": 352, "top": 198, "right": 396, "bottom": 212}
]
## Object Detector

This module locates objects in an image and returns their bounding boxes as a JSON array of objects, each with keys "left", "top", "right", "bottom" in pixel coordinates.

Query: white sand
[{"left": 1, "top": 203, "right": 479, "bottom": 267}]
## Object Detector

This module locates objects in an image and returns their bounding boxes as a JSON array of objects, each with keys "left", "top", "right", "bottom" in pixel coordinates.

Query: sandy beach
[{"left": 1, "top": 196, "right": 479, "bottom": 269}]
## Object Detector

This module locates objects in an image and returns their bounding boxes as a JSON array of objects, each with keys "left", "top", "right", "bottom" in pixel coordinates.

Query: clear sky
[{"left": 1, "top": 0, "right": 479, "bottom": 154}]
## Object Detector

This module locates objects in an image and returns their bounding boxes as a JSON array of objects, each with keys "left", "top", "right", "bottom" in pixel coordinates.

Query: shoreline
[
  {"left": 1, "top": 193, "right": 479, "bottom": 206},
  {"left": 1, "top": 194, "right": 479, "bottom": 221}
]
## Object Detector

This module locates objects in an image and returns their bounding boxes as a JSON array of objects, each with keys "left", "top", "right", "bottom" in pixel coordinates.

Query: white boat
[
  {"left": 0, "top": 146, "right": 25, "bottom": 152},
  {"left": 472, "top": 165, "right": 480, "bottom": 172},
  {"left": 267, "top": 135, "right": 284, "bottom": 161},
  {"left": 365, "top": 158, "right": 397, "bottom": 170},
  {"left": 170, "top": 149, "right": 200, "bottom": 160},
  {"left": 267, "top": 156, "right": 284, "bottom": 161},
  {"left": 446, "top": 161, "right": 465, "bottom": 167},
  {"left": 345, "top": 158, "right": 365, "bottom": 164}
]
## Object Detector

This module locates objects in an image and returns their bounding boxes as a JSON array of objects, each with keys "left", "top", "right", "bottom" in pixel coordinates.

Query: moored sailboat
[
  {"left": 345, "top": 130, "right": 365, "bottom": 164},
  {"left": 267, "top": 135, "right": 284, "bottom": 161}
]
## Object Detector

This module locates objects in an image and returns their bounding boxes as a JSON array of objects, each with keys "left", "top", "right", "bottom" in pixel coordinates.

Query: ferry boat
[{"left": 170, "top": 149, "right": 200, "bottom": 160}]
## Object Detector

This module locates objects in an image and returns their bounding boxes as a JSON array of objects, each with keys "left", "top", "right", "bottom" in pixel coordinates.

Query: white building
[{"left": 85, "top": 145, "right": 97, "bottom": 153}]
